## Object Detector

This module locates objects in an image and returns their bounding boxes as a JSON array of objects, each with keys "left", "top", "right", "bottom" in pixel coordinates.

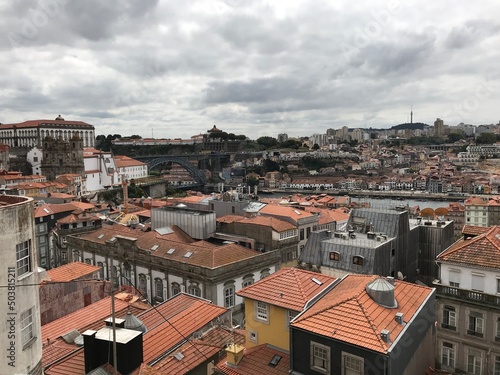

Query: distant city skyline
[{"left": 1, "top": 1, "right": 499, "bottom": 139}]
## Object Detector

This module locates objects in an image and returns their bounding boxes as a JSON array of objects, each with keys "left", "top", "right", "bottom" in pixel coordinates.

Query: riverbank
[{"left": 258, "top": 189, "right": 478, "bottom": 202}]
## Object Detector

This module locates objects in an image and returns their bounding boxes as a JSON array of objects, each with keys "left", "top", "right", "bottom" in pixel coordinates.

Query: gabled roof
[
  {"left": 217, "top": 214, "right": 296, "bottom": 232},
  {"left": 237, "top": 268, "right": 336, "bottom": 311},
  {"left": 259, "top": 204, "right": 315, "bottom": 224},
  {"left": 114, "top": 155, "right": 146, "bottom": 168},
  {"left": 153, "top": 326, "right": 245, "bottom": 374},
  {"left": 437, "top": 226, "right": 500, "bottom": 270},
  {"left": 46, "top": 262, "right": 101, "bottom": 282},
  {"left": 292, "top": 274, "right": 434, "bottom": 353},
  {"left": 215, "top": 344, "right": 290, "bottom": 375},
  {"left": 77, "top": 224, "right": 264, "bottom": 268},
  {"left": 462, "top": 224, "right": 490, "bottom": 237}
]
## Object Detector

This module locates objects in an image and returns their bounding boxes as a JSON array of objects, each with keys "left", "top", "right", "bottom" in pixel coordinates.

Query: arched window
[
  {"left": 154, "top": 278, "right": 163, "bottom": 301},
  {"left": 329, "top": 252, "right": 340, "bottom": 261},
  {"left": 352, "top": 256, "right": 364, "bottom": 266},
  {"left": 111, "top": 266, "right": 119, "bottom": 288},
  {"left": 123, "top": 264, "right": 132, "bottom": 286},
  {"left": 97, "top": 261, "right": 104, "bottom": 279},
  {"left": 224, "top": 281, "right": 235, "bottom": 308},
  {"left": 188, "top": 284, "right": 201, "bottom": 297},
  {"left": 242, "top": 274, "right": 254, "bottom": 288},
  {"left": 171, "top": 282, "right": 181, "bottom": 297},
  {"left": 138, "top": 274, "right": 147, "bottom": 298},
  {"left": 260, "top": 268, "right": 271, "bottom": 280}
]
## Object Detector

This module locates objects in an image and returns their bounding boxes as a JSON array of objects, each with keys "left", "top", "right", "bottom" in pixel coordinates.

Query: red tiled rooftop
[
  {"left": 215, "top": 344, "right": 290, "bottom": 375},
  {"left": 292, "top": 274, "right": 434, "bottom": 353},
  {"left": 462, "top": 224, "right": 490, "bottom": 237},
  {"left": 237, "top": 268, "right": 336, "bottom": 311},
  {"left": 46, "top": 262, "right": 101, "bottom": 282},
  {"left": 77, "top": 224, "right": 263, "bottom": 268},
  {"left": 218, "top": 214, "right": 296, "bottom": 232},
  {"left": 438, "top": 226, "right": 500, "bottom": 270}
]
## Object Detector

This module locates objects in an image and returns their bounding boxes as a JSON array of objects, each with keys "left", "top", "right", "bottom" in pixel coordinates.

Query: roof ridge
[
  {"left": 292, "top": 268, "right": 308, "bottom": 302},
  {"left": 438, "top": 228, "right": 493, "bottom": 259},
  {"left": 354, "top": 293, "right": 388, "bottom": 352}
]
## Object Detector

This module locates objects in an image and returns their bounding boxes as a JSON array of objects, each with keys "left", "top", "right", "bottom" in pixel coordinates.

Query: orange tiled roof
[
  {"left": 0, "top": 119, "right": 93, "bottom": 129},
  {"left": 153, "top": 327, "right": 245, "bottom": 373},
  {"left": 259, "top": 204, "right": 314, "bottom": 223},
  {"left": 292, "top": 274, "right": 434, "bottom": 353},
  {"left": 462, "top": 224, "right": 490, "bottom": 237},
  {"left": 215, "top": 344, "right": 290, "bottom": 375},
  {"left": 46, "top": 262, "right": 101, "bottom": 282},
  {"left": 237, "top": 268, "right": 336, "bottom": 311},
  {"left": 42, "top": 295, "right": 146, "bottom": 343},
  {"left": 218, "top": 214, "right": 295, "bottom": 232},
  {"left": 77, "top": 224, "right": 263, "bottom": 268},
  {"left": 438, "top": 226, "right": 500, "bottom": 269},
  {"left": 143, "top": 300, "right": 228, "bottom": 363},
  {"left": 114, "top": 155, "right": 146, "bottom": 168}
]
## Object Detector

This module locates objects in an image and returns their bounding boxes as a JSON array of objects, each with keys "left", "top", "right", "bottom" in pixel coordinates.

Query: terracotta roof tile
[
  {"left": 218, "top": 215, "right": 295, "bottom": 232},
  {"left": 215, "top": 344, "right": 290, "bottom": 375},
  {"left": 292, "top": 274, "right": 434, "bottom": 353},
  {"left": 46, "top": 262, "right": 101, "bottom": 282},
  {"left": 462, "top": 224, "right": 490, "bottom": 237},
  {"left": 237, "top": 268, "right": 336, "bottom": 311},
  {"left": 76, "top": 224, "right": 263, "bottom": 268},
  {"left": 438, "top": 226, "right": 500, "bottom": 270}
]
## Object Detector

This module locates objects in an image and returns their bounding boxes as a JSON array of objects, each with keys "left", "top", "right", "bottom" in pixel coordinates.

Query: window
[
  {"left": 442, "top": 305, "right": 456, "bottom": 330},
  {"left": 300, "top": 229, "right": 304, "bottom": 241},
  {"left": 306, "top": 227, "right": 311, "bottom": 238},
  {"left": 138, "top": 274, "right": 148, "bottom": 298},
  {"left": 260, "top": 268, "right": 270, "bottom": 280},
  {"left": 111, "top": 266, "right": 119, "bottom": 288},
  {"left": 342, "top": 352, "right": 364, "bottom": 374},
  {"left": 249, "top": 330, "right": 258, "bottom": 343},
  {"left": 242, "top": 274, "right": 254, "bottom": 288},
  {"left": 496, "top": 317, "right": 500, "bottom": 341},
  {"left": 287, "top": 310, "right": 298, "bottom": 330},
  {"left": 310, "top": 341, "right": 330, "bottom": 374},
  {"left": 85, "top": 258, "right": 92, "bottom": 265},
  {"left": 171, "top": 282, "right": 181, "bottom": 296},
  {"left": 495, "top": 355, "right": 500, "bottom": 375},
  {"left": 352, "top": 256, "right": 364, "bottom": 266},
  {"left": 329, "top": 252, "right": 340, "bottom": 261},
  {"left": 468, "top": 311, "right": 484, "bottom": 337},
  {"left": 155, "top": 278, "right": 163, "bottom": 301},
  {"left": 441, "top": 342, "right": 455, "bottom": 368},
  {"left": 496, "top": 278, "right": 500, "bottom": 294},
  {"left": 188, "top": 284, "right": 201, "bottom": 297},
  {"left": 256, "top": 301, "right": 269, "bottom": 322},
  {"left": 467, "top": 349, "right": 482, "bottom": 375},
  {"left": 16, "top": 240, "right": 31, "bottom": 277},
  {"left": 97, "top": 262, "right": 104, "bottom": 279},
  {"left": 21, "top": 307, "right": 34, "bottom": 347},
  {"left": 449, "top": 269, "right": 460, "bottom": 288},
  {"left": 224, "top": 282, "right": 235, "bottom": 308},
  {"left": 471, "top": 273, "right": 484, "bottom": 292}
]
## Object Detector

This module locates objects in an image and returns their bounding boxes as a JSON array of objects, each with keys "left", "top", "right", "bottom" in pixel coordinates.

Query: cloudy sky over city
[{"left": 1, "top": 0, "right": 499, "bottom": 139}]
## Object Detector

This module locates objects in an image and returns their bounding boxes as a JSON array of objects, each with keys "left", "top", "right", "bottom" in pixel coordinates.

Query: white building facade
[{"left": 0, "top": 196, "right": 43, "bottom": 374}]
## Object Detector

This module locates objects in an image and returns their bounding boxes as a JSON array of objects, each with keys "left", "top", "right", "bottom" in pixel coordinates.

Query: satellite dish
[{"left": 397, "top": 271, "right": 406, "bottom": 281}]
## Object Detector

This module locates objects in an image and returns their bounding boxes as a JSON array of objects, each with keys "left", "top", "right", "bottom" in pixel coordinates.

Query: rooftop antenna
[{"left": 410, "top": 105, "right": 413, "bottom": 124}]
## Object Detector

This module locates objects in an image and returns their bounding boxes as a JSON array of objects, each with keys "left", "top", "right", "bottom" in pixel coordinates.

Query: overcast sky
[{"left": 1, "top": 0, "right": 499, "bottom": 139}]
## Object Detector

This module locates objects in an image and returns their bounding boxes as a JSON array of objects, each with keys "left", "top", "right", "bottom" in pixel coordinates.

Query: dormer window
[
  {"left": 353, "top": 256, "right": 364, "bottom": 266},
  {"left": 329, "top": 252, "right": 340, "bottom": 261}
]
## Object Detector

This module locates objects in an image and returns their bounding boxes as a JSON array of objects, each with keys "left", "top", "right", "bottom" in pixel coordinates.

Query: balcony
[{"left": 434, "top": 282, "right": 500, "bottom": 308}]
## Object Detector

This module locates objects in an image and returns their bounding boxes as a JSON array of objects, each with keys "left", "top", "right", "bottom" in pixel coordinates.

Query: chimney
[
  {"left": 83, "top": 321, "right": 143, "bottom": 374},
  {"left": 395, "top": 312, "right": 404, "bottom": 325},
  {"left": 381, "top": 329, "right": 390, "bottom": 343},
  {"left": 225, "top": 344, "right": 245, "bottom": 367}
]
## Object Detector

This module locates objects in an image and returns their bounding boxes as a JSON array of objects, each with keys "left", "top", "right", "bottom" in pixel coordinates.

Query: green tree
[
  {"left": 313, "top": 143, "right": 320, "bottom": 150},
  {"left": 476, "top": 132, "right": 497, "bottom": 144},
  {"left": 246, "top": 176, "right": 259, "bottom": 187},
  {"left": 256, "top": 136, "right": 278, "bottom": 149}
]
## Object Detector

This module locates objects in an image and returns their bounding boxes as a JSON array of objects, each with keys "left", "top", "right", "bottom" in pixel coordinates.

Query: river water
[{"left": 261, "top": 192, "right": 458, "bottom": 211}]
